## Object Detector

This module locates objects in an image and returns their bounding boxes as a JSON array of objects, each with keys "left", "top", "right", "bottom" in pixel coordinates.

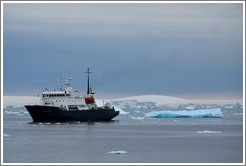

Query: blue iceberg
[{"left": 145, "top": 108, "right": 223, "bottom": 118}]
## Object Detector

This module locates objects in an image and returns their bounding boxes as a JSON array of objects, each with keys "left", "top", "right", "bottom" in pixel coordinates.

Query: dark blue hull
[{"left": 25, "top": 105, "right": 120, "bottom": 122}]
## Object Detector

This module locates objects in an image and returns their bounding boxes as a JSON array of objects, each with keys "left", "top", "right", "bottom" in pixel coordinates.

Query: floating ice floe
[
  {"left": 196, "top": 130, "right": 222, "bottom": 134},
  {"left": 107, "top": 150, "right": 127, "bottom": 154},
  {"left": 145, "top": 108, "right": 223, "bottom": 118},
  {"left": 130, "top": 117, "right": 144, "bottom": 120}
]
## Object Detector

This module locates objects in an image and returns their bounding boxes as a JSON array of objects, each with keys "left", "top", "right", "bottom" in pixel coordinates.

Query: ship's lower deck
[{"left": 25, "top": 105, "right": 120, "bottom": 122}]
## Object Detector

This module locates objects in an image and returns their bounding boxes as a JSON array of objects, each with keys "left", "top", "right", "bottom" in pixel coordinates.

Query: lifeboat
[{"left": 85, "top": 97, "right": 95, "bottom": 104}]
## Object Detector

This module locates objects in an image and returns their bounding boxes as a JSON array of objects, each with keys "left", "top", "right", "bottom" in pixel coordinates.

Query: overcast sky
[{"left": 2, "top": 2, "right": 244, "bottom": 99}]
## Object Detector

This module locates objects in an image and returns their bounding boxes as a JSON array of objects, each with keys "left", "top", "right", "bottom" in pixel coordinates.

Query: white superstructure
[{"left": 41, "top": 77, "right": 98, "bottom": 110}]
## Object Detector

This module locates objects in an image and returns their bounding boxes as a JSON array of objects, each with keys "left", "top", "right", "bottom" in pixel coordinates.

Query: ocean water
[{"left": 3, "top": 107, "right": 243, "bottom": 163}]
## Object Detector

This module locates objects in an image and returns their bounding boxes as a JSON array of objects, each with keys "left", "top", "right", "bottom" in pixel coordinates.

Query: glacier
[{"left": 145, "top": 108, "right": 223, "bottom": 118}]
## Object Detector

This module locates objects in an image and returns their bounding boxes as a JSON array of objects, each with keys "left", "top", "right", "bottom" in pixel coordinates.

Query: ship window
[{"left": 68, "top": 105, "right": 78, "bottom": 110}]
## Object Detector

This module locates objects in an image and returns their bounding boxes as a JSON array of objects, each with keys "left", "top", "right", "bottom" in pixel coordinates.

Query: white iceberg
[{"left": 145, "top": 108, "right": 223, "bottom": 118}]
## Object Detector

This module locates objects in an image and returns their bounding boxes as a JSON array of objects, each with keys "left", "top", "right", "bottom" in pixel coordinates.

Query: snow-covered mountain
[{"left": 3, "top": 96, "right": 41, "bottom": 107}]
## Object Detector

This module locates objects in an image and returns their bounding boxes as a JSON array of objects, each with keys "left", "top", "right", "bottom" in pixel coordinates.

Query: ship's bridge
[{"left": 42, "top": 90, "right": 71, "bottom": 98}]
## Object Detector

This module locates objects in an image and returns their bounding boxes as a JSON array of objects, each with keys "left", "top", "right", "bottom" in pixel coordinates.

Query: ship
[{"left": 25, "top": 68, "right": 119, "bottom": 122}]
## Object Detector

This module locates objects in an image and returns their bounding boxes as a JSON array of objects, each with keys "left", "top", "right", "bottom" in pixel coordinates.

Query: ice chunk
[
  {"left": 107, "top": 150, "right": 127, "bottom": 154},
  {"left": 130, "top": 117, "right": 144, "bottom": 120},
  {"left": 196, "top": 130, "right": 222, "bottom": 134},
  {"left": 145, "top": 108, "right": 223, "bottom": 118}
]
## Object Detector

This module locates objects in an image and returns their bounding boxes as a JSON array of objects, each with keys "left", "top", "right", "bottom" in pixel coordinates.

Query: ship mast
[{"left": 85, "top": 68, "right": 92, "bottom": 94}]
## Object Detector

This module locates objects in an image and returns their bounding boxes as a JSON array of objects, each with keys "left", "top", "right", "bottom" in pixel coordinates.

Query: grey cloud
[{"left": 4, "top": 3, "right": 242, "bottom": 39}]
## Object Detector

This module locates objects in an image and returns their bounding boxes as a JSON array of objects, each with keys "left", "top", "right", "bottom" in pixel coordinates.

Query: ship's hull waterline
[{"left": 25, "top": 105, "right": 120, "bottom": 122}]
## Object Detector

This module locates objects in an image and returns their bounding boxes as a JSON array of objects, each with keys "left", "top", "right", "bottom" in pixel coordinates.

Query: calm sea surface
[{"left": 3, "top": 108, "right": 243, "bottom": 163}]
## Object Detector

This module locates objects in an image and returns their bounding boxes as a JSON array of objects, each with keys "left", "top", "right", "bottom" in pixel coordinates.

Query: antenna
[{"left": 84, "top": 68, "right": 92, "bottom": 94}]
